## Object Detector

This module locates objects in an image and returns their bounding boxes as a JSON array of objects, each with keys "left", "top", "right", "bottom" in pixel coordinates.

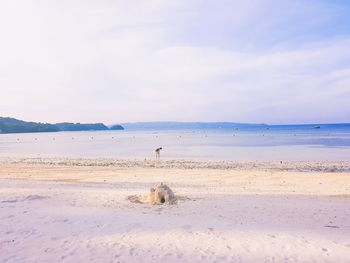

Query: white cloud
[{"left": 0, "top": 0, "right": 349, "bottom": 124}]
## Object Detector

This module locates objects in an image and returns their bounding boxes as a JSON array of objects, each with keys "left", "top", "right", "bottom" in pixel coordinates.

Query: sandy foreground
[{"left": 1, "top": 159, "right": 350, "bottom": 263}]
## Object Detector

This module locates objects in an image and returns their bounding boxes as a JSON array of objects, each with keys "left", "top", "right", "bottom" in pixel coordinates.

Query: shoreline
[{"left": 1, "top": 156, "right": 350, "bottom": 172}]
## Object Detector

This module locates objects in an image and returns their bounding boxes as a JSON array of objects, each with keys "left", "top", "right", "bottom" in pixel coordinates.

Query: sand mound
[
  {"left": 150, "top": 182, "right": 177, "bottom": 205},
  {"left": 127, "top": 183, "right": 177, "bottom": 205}
]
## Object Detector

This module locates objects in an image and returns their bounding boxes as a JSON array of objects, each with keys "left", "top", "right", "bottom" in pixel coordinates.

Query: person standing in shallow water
[{"left": 155, "top": 147, "right": 162, "bottom": 161}]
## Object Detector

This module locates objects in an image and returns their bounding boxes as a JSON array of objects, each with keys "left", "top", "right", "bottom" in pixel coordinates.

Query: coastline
[
  {"left": 1, "top": 157, "right": 350, "bottom": 172},
  {"left": 1, "top": 157, "right": 350, "bottom": 262}
]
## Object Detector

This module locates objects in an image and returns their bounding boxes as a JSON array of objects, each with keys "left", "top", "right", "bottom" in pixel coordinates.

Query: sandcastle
[
  {"left": 127, "top": 182, "right": 177, "bottom": 205},
  {"left": 149, "top": 182, "right": 177, "bottom": 205}
]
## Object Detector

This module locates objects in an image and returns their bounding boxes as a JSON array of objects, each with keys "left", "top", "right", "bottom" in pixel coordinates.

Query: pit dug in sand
[{"left": 127, "top": 183, "right": 178, "bottom": 205}]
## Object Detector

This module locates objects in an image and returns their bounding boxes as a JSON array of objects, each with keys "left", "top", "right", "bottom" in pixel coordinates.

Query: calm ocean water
[{"left": 1, "top": 126, "right": 350, "bottom": 161}]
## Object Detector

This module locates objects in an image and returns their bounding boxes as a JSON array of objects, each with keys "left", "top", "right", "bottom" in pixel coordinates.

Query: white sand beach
[{"left": 1, "top": 159, "right": 350, "bottom": 263}]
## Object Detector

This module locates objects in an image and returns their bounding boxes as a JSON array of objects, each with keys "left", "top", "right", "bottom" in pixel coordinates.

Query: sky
[{"left": 1, "top": 0, "right": 350, "bottom": 125}]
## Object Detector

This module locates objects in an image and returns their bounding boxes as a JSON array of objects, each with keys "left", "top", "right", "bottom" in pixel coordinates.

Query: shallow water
[{"left": 1, "top": 127, "right": 350, "bottom": 161}]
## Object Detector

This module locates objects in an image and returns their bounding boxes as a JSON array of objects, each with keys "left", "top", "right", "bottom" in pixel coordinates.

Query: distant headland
[
  {"left": 0, "top": 117, "right": 124, "bottom": 134},
  {"left": 120, "top": 121, "right": 350, "bottom": 131},
  {"left": 1, "top": 117, "right": 349, "bottom": 134}
]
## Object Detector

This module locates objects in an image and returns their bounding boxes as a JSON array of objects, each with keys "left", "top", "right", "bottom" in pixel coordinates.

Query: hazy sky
[{"left": 1, "top": 0, "right": 350, "bottom": 124}]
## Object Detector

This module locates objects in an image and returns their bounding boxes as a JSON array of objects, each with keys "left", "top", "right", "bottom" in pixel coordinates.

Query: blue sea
[{"left": 1, "top": 125, "right": 350, "bottom": 161}]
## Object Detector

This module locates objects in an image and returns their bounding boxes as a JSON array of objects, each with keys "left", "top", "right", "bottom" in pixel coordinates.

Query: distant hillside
[
  {"left": 55, "top": 122, "right": 109, "bottom": 131},
  {"left": 120, "top": 122, "right": 268, "bottom": 130},
  {"left": 0, "top": 117, "right": 124, "bottom": 134},
  {"left": 0, "top": 117, "right": 59, "bottom": 133},
  {"left": 120, "top": 121, "right": 350, "bottom": 131},
  {"left": 110, "top": 124, "right": 124, "bottom": 130},
  {"left": 3, "top": 117, "right": 348, "bottom": 134}
]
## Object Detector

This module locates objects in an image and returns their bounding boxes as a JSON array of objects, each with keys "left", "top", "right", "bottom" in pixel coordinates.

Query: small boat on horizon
[{"left": 314, "top": 126, "right": 321, "bottom": 129}]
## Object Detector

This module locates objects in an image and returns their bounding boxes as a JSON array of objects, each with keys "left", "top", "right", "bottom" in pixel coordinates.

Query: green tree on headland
[
  {"left": 0, "top": 117, "right": 124, "bottom": 134},
  {"left": 0, "top": 117, "right": 59, "bottom": 133}
]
